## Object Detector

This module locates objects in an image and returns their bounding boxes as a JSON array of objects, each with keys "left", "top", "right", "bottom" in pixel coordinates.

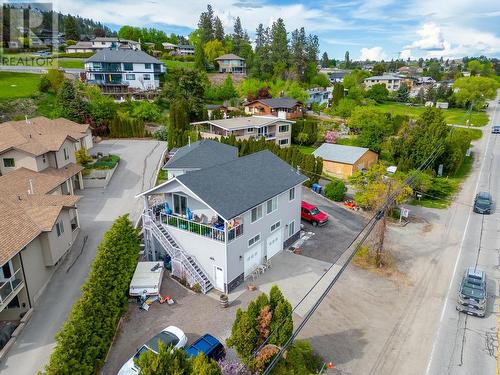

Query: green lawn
[
  {"left": 161, "top": 59, "right": 195, "bottom": 69},
  {"left": 0, "top": 72, "right": 41, "bottom": 99},
  {"left": 57, "top": 59, "right": 84, "bottom": 69},
  {"left": 1, "top": 53, "right": 85, "bottom": 69},
  {"left": 370, "top": 102, "right": 489, "bottom": 127},
  {"left": 295, "top": 145, "right": 316, "bottom": 154}
]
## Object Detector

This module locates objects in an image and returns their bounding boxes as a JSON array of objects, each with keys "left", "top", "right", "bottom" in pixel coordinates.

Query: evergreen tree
[
  {"left": 290, "top": 28, "right": 307, "bottom": 79},
  {"left": 331, "top": 83, "right": 344, "bottom": 106},
  {"left": 321, "top": 52, "right": 329, "bottom": 68},
  {"left": 395, "top": 83, "right": 410, "bottom": 102},
  {"left": 195, "top": 42, "right": 207, "bottom": 71},
  {"left": 270, "top": 18, "right": 289, "bottom": 77},
  {"left": 64, "top": 15, "right": 79, "bottom": 40},
  {"left": 56, "top": 81, "right": 88, "bottom": 123},
  {"left": 168, "top": 99, "right": 190, "bottom": 148},
  {"left": 232, "top": 17, "right": 244, "bottom": 56},
  {"left": 345, "top": 50, "right": 350, "bottom": 68},
  {"left": 305, "top": 34, "right": 319, "bottom": 63},
  {"left": 197, "top": 4, "right": 214, "bottom": 45},
  {"left": 213, "top": 16, "right": 225, "bottom": 41}
]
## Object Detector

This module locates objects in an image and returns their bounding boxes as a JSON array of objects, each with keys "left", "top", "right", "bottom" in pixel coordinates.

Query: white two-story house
[
  {"left": 85, "top": 49, "right": 166, "bottom": 95},
  {"left": 138, "top": 150, "right": 307, "bottom": 294},
  {"left": 192, "top": 116, "right": 294, "bottom": 148}
]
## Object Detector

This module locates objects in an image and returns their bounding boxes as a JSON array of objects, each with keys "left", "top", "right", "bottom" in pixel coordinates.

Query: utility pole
[{"left": 376, "top": 178, "right": 392, "bottom": 267}]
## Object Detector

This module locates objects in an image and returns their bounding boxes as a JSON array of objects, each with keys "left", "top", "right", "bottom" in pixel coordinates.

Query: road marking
[{"left": 425, "top": 97, "right": 498, "bottom": 375}]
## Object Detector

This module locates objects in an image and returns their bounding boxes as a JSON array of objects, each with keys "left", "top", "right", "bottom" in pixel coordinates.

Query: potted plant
[{"left": 247, "top": 283, "right": 257, "bottom": 291}]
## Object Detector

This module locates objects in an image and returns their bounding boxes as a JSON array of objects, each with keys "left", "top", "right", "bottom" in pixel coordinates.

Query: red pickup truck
[{"left": 301, "top": 201, "right": 328, "bottom": 226}]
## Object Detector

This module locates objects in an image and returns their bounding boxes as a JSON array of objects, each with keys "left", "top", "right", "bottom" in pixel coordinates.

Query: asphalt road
[
  {"left": 426, "top": 92, "right": 500, "bottom": 375},
  {"left": 0, "top": 140, "right": 165, "bottom": 375}
]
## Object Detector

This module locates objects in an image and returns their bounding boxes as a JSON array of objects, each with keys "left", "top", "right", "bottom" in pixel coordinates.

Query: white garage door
[
  {"left": 244, "top": 244, "right": 262, "bottom": 277},
  {"left": 266, "top": 230, "right": 283, "bottom": 259}
]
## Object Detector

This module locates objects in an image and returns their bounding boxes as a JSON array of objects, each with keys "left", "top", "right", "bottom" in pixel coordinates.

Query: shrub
[
  {"left": 131, "top": 101, "right": 162, "bottom": 122},
  {"left": 75, "top": 147, "right": 92, "bottom": 166},
  {"left": 39, "top": 75, "right": 51, "bottom": 92},
  {"left": 43, "top": 215, "right": 140, "bottom": 374},
  {"left": 324, "top": 178, "right": 347, "bottom": 201},
  {"left": 57, "top": 52, "right": 94, "bottom": 58},
  {"left": 109, "top": 115, "right": 145, "bottom": 138}
]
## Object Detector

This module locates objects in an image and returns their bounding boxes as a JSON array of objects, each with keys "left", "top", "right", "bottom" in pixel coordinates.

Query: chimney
[
  {"left": 277, "top": 111, "right": 287, "bottom": 120},
  {"left": 28, "top": 179, "right": 34, "bottom": 194}
]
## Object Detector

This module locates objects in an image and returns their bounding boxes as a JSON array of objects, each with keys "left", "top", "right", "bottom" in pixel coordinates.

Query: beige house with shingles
[
  {"left": 192, "top": 116, "right": 294, "bottom": 147},
  {"left": 0, "top": 117, "right": 90, "bottom": 320}
]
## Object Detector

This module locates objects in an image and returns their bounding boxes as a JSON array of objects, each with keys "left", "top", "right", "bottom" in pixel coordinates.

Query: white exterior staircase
[{"left": 144, "top": 212, "right": 213, "bottom": 294}]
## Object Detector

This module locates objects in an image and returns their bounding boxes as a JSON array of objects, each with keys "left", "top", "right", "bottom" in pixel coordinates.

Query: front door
[{"left": 214, "top": 266, "right": 224, "bottom": 292}]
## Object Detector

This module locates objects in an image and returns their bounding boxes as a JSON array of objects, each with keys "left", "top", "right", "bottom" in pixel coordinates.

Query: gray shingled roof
[
  {"left": 215, "top": 53, "right": 244, "bottom": 61},
  {"left": 313, "top": 143, "right": 371, "bottom": 164},
  {"left": 249, "top": 97, "right": 302, "bottom": 109},
  {"left": 85, "top": 49, "right": 162, "bottom": 64},
  {"left": 163, "top": 139, "right": 238, "bottom": 170},
  {"left": 193, "top": 116, "right": 293, "bottom": 130},
  {"left": 177, "top": 151, "right": 307, "bottom": 220}
]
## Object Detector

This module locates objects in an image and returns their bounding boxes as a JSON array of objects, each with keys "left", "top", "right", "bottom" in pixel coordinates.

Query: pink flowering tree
[{"left": 324, "top": 131, "right": 339, "bottom": 143}]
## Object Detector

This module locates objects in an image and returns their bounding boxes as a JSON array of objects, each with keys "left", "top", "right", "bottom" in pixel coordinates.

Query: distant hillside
[{"left": 1, "top": 4, "right": 115, "bottom": 46}]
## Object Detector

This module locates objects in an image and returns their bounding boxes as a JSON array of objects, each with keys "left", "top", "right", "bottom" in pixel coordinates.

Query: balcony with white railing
[
  {"left": 151, "top": 203, "right": 243, "bottom": 243},
  {"left": 0, "top": 268, "right": 24, "bottom": 310}
]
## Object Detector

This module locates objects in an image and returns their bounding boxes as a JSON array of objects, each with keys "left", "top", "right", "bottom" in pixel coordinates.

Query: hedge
[
  {"left": 56, "top": 52, "right": 94, "bottom": 58},
  {"left": 109, "top": 116, "right": 145, "bottom": 138},
  {"left": 43, "top": 215, "right": 140, "bottom": 374}
]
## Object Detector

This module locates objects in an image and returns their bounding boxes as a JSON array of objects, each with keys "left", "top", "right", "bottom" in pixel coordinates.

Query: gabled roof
[
  {"left": 174, "top": 151, "right": 307, "bottom": 220},
  {"left": 192, "top": 115, "right": 294, "bottom": 131},
  {"left": 0, "top": 117, "right": 89, "bottom": 156},
  {"left": 85, "top": 49, "right": 162, "bottom": 64},
  {"left": 215, "top": 53, "right": 245, "bottom": 61},
  {"left": 364, "top": 74, "right": 402, "bottom": 81},
  {"left": 245, "top": 97, "right": 303, "bottom": 109},
  {"left": 0, "top": 170, "right": 81, "bottom": 266},
  {"left": 313, "top": 143, "right": 373, "bottom": 165},
  {"left": 163, "top": 139, "right": 238, "bottom": 170}
]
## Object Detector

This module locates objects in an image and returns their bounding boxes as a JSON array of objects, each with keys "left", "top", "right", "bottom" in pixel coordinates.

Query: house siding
[
  {"left": 54, "top": 139, "right": 77, "bottom": 169},
  {"left": 40, "top": 209, "right": 76, "bottom": 266},
  {"left": 0, "top": 149, "right": 39, "bottom": 175},
  {"left": 225, "top": 184, "right": 302, "bottom": 289},
  {"left": 322, "top": 150, "right": 378, "bottom": 179}
]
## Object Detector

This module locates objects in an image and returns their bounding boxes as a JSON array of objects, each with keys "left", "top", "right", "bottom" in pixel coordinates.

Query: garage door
[
  {"left": 244, "top": 244, "right": 262, "bottom": 277},
  {"left": 266, "top": 230, "right": 282, "bottom": 259}
]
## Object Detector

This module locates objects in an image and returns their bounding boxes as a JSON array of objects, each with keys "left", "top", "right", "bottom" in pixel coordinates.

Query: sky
[{"left": 52, "top": 0, "right": 500, "bottom": 60}]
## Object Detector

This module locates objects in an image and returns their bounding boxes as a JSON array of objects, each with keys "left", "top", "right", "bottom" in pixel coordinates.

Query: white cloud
[
  {"left": 400, "top": 49, "right": 412, "bottom": 59},
  {"left": 405, "top": 23, "right": 445, "bottom": 51},
  {"left": 359, "top": 46, "right": 387, "bottom": 61}
]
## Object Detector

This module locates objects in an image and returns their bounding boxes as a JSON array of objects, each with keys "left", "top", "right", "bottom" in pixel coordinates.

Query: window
[
  {"left": 246, "top": 127, "right": 255, "bottom": 133},
  {"left": 173, "top": 194, "right": 187, "bottom": 215},
  {"left": 1, "top": 262, "right": 12, "bottom": 279},
  {"left": 92, "top": 62, "right": 101, "bottom": 69},
  {"left": 278, "top": 124, "right": 289, "bottom": 133},
  {"left": 56, "top": 221, "right": 64, "bottom": 237},
  {"left": 125, "top": 73, "right": 135, "bottom": 80},
  {"left": 3, "top": 158, "right": 15, "bottom": 168},
  {"left": 251, "top": 205, "right": 263, "bottom": 223},
  {"left": 145, "top": 63, "right": 151, "bottom": 69},
  {"left": 289, "top": 187, "right": 295, "bottom": 201},
  {"left": 248, "top": 233, "right": 261, "bottom": 247},
  {"left": 63, "top": 148, "right": 69, "bottom": 160},
  {"left": 266, "top": 197, "right": 277, "bottom": 214},
  {"left": 271, "top": 221, "right": 281, "bottom": 232},
  {"left": 143, "top": 74, "right": 151, "bottom": 80},
  {"left": 6, "top": 295, "right": 20, "bottom": 309},
  {"left": 123, "top": 63, "right": 133, "bottom": 71},
  {"left": 288, "top": 220, "right": 295, "bottom": 237},
  {"left": 279, "top": 139, "right": 289, "bottom": 145}
]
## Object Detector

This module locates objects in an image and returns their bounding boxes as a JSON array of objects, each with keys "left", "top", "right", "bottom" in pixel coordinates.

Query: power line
[{"left": 259, "top": 130, "right": 447, "bottom": 375}]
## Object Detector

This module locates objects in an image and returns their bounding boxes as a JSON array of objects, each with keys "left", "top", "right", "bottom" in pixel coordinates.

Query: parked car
[
  {"left": 301, "top": 201, "right": 328, "bottom": 226},
  {"left": 456, "top": 267, "right": 487, "bottom": 317},
  {"left": 118, "top": 326, "right": 188, "bottom": 374},
  {"left": 473, "top": 191, "right": 493, "bottom": 214},
  {"left": 185, "top": 333, "right": 226, "bottom": 361},
  {"left": 492, "top": 125, "right": 500, "bottom": 134}
]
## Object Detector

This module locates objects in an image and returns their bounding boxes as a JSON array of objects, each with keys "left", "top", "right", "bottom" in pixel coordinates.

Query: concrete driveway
[
  {"left": 0, "top": 140, "right": 166, "bottom": 375},
  {"left": 300, "top": 187, "right": 366, "bottom": 263}
]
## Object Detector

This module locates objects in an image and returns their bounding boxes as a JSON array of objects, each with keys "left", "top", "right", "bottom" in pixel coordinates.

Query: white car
[{"left": 118, "top": 326, "right": 188, "bottom": 374}]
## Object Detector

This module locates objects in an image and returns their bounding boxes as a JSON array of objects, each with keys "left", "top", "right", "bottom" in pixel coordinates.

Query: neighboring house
[
  {"left": 214, "top": 54, "right": 246, "bottom": 74},
  {"left": 313, "top": 143, "right": 378, "bottom": 179},
  {"left": 192, "top": 116, "right": 294, "bottom": 147},
  {"left": 162, "top": 140, "right": 238, "bottom": 179},
  {"left": 138, "top": 150, "right": 307, "bottom": 293},
  {"left": 162, "top": 42, "right": 178, "bottom": 51},
  {"left": 244, "top": 98, "right": 304, "bottom": 120},
  {"left": 306, "top": 87, "right": 333, "bottom": 108},
  {"left": 364, "top": 74, "right": 402, "bottom": 91},
  {"left": 84, "top": 50, "right": 166, "bottom": 94},
  {"left": 417, "top": 76, "right": 437, "bottom": 85},
  {"left": 39, "top": 29, "right": 65, "bottom": 47},
  {"left": 319, "top": 68, "right": 351, "bottom": 83},
  {"left": 206, "top": 104, "right": 228, "bottom": 119},
  {"left": 0, "top": 172, "right": 81, "bottom": 320},
  {"left": 66, "top": 37, "right": 140, "bottom": 53},
  {"left": 177, "top": 45, "right": 195, "bottom": 55},
  {"left": 0, "top": 116, "right": 92, "bottom": 190}
]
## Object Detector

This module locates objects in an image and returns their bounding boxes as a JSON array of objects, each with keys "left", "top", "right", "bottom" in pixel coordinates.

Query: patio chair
[{"left": 199, "top": 214, "right": 209, "bottom": 225}]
